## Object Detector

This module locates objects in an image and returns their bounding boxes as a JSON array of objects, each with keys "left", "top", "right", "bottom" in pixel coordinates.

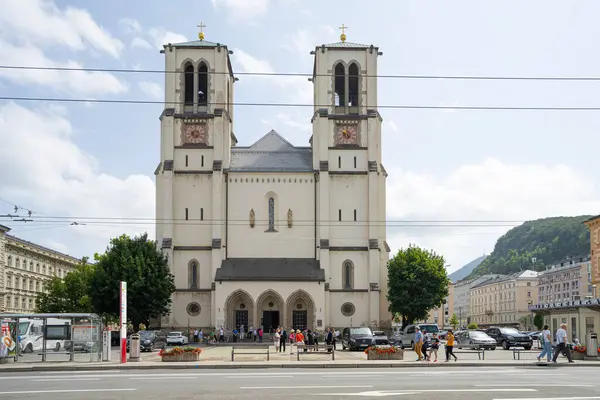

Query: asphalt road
[{"left": 0, "top": 367, "right": 599, "bottom": 399}]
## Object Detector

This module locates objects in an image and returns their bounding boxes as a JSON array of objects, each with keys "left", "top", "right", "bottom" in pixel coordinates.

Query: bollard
[{"left": 129, "top": 333, "right": 141, "bottom": 362}]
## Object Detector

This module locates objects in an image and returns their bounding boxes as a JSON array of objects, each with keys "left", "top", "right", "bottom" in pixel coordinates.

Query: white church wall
[
  {"left": 329, "top": 291, "right": 370, "bottom": 327},
  {"left": 173, "top": 148, "right": 214, "bottom": 170},
  {"left": 169, "top": 291, "right": 212, "bottom": 329},
  {"left": 227, "top": 173, "right": 315, "bottom": 258},
  {"left": 328, "top": 176, "right": 369, "bottom": 244},
  {"left": 327, "top": 150, "right": 368, "bottom": 172},
  {"left": 172, "top": 174, "right": 213, "bottom": 246},
  {"left": 328, "top": 251, "right": 369, "bottom": 289},
  {"left": 172, "top": 251, "right": 213, "bottom": 290}
]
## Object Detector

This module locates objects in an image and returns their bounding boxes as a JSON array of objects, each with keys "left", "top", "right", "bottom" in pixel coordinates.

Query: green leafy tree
[
  {"left": 36, "top": 257, "right": 94, "bottom": 313},
  {"left": 467, "top": 322, "right": 478, "bottom": 330},
  {"left": 533, "top": 314, "right": 544, "bottom": 330},
  {"left": 386, "top": 245, "right": 450, "bottom": 327},
  {"left": 90, "top": 233, "right": 175, "bottom": 331},
  {"left": 449, "top": 313, "right": 459, "bottom": 330}
]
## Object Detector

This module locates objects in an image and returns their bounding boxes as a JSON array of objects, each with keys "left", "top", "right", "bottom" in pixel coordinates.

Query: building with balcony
[
  {"left": 538, "top": 256, "right": 592, "bottom": 304},
  {"left": 469, "top": 270, "right": 538, "bottom": 328},
  {"left": 1, "top": 225, "right": 80, "bottom": 313},
  {"left": 584, "top": 215, "right": 600, "bottom": 291},
  {"left": 453, "top": 274, "right": 502, "bottom": 327}
]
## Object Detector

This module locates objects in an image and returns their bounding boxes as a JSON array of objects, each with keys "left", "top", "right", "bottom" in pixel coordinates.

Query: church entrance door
[
  {"left": 292, "top": 310, "right": 308, "bottom": 330},
  {"left": 235, "top": 310, "right": 248, "bottom": 331},
  {"left": 262, "top": 311, "right": 280, "bottom": 332}
]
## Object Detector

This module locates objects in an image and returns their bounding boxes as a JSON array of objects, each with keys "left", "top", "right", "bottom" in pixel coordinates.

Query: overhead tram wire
[
  {"left": 2, "top": 64, "right": 600, "bottom": 81},
  {"left": 1, "top": 96, "right": 600, "bottom": 111}
]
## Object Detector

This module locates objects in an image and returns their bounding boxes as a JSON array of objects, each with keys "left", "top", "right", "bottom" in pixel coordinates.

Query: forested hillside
[{"left": 468, "top": 216, "right": 591, "bottom": 278}]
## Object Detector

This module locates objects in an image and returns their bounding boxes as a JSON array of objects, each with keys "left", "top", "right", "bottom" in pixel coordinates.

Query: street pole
[{"left": 120, "top": 281, "right": 127, "bottom": 364}]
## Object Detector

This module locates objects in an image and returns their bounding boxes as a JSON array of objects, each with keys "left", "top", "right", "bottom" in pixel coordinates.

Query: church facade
[{"left": 155, "top": 30, "right": 391, "bottom": 332}]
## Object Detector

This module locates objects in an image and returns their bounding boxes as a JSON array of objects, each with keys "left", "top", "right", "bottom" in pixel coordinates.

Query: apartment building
[
  {"left": 470, "top": 270, "right": 538, "bottom": 327},
  {"left": 584, "top": 215, "right": 600, "bottom": 290},
  {"left": 538, "top": 256, "right": 592, "bottom": 304},
  {"left": 1, "top": 224, "right": 80, "bottom": 313},
  {"left": 425, "top": 282, "right": 454, "bottom": 328},
  {"left": 453, "top": 274, "right": 502, "bottom": 327}
]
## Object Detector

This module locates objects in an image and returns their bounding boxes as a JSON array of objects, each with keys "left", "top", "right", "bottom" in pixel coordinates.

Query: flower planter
[
  {"left": 367, "top": 350, "right": 404, "bottom": 360},
  {"left": 161, "top": 352, "right": 201, "bottom": 362},
  {"left": 571, "top": 351, "right": 585, "bottom": 360}
]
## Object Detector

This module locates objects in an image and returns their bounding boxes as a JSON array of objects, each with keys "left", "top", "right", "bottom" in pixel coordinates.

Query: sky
[{"left": 1, "top": 0, "right": 599, "bottom": 273}]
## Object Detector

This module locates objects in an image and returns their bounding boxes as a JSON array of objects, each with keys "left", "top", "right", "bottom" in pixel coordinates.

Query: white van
[{"left": 18, "top": 318, "right": 70, "bottom": 353}]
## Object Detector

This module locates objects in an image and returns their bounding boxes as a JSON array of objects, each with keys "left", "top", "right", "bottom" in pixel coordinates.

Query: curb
[{"left": 0, "top": 361, "right": 596, "bottom": 373}]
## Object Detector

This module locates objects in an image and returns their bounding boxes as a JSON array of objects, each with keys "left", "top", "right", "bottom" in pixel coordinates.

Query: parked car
[
  {"left": 341, "top": 327, "right": 374, "bottom": 351},
  {"left": 392, "top": 324, "right": 440, "bottom": 349},
  {"left": 485, "top": 327, "right": 533, "bottom": 350},
  {"left": 455, "top": 330, "right": 497, "bottom": 350},
  {"left": 438, "top": 330, "right": 448, "bottom": 340},
  {"left": 371, "top": 331, "right": 390, "bottom": 345},
  {"left": 127, "top": 330, "right": 168, "bottom": 352},
  {"left": 166, "top": 331, "right": 188, "bottom": 346}
]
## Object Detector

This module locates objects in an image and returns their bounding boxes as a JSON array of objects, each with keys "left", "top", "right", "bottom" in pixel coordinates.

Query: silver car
[{"left": 455, "top": 330, "right": 497, "bottom": 350}]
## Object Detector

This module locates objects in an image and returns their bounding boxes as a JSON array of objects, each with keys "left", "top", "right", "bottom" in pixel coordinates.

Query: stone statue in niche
[
  {"left": 249, "top": 209, "right": 255, "bottom": 228},
  {"left": 287, "top": 209, "right": 293, "bottom": 228}
]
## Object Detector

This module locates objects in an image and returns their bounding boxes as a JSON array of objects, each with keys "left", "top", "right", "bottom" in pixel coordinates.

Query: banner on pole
[{"left": 120, "top": 281, "right": 127, "bottom": 363}]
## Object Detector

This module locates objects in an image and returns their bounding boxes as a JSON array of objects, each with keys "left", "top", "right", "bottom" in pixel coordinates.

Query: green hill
[
  {"left": 449, "top": 255, "right": 487, "bottom": 282},
  {"left": 468, "top": 215, "right": 592, "bottom": 278}
]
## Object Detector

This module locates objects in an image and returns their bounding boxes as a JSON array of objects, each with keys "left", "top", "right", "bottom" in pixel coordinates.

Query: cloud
[
  {"left": 211, "top": 0, "right": 269, "bottom": 20},
  {"left": 0, "top": 102, "right": 155, "bottom": 255},
  {"left": 148, "top": 28, "right": 187, "bottom": 49},
  {"left": 281, "top": 26, "right": 336, "bottom": 58},
  {"left": 131, "top": 37, "right": 152, "bottom": 50},
  {"left": 0, "top": 40, "right": 128, "bottom": 95},
  {"left": 388, "top": 121, "right": 399, "bottom": 132},
  {"left": 119, "top": 18, "right": 143, "bottom": 35},
  {"left": 138, "top": 81, "right": 163, "bottom": 99},
  {"left": 385, "top": 158, "right": 600, "bottom": 272},
  {"left": 0, "top": 0, "right": 123, "bottom": 58}
]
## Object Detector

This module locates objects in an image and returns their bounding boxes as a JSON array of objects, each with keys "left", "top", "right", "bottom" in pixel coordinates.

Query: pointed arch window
[
  {"left": 198, "top": 62, "right": 208, "bottom": 106},
  {"left": 268, "top": 197, "right": 275, "bottom": 231},
  {"left": 343, "top": 260, "right": 354, "bottom": 289},
  {"left": 348, "top": 63, "right": 359, "bottom": 109},
  {"left": 334, "top": 63, "right": 346, "bottom": 108},
  {"left": 188, "top": 260, "right": 199, "bottom": 289},
  {"left": 183, "top": 63, "right": 194, "bottom": 105}
]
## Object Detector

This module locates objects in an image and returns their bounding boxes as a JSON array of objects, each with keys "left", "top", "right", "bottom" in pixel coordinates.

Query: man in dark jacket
[{"left": 279, "top": 327, "right": 287, "bottom": 353}]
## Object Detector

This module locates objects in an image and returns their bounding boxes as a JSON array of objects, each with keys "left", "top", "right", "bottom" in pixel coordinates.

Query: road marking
[
  {"left": 0, "top": 389, "right": 136, "bottom": 395},
  {"left": 493, "top": 398, "right": 600, "bottom": 400},
  {"left": 476, "top": 384, "right": 593, "bottom": 387},
  {"left": 241, "top": 385, "right": 374, "bottom": 390},
  {"left": 40, "top": 370, "right": 120, "bottom": 375},
  {"left": 227, "top": 375, "right": 295, "bottom": 379},
  {"left": 130, "top": 377, "right": 197, "bottom": 380},
  {"left": 33, "top": 378, "right": 101, "bottom": 382},
  {"left": 315, "top": 389, "right": 538, "bottom": 397}
]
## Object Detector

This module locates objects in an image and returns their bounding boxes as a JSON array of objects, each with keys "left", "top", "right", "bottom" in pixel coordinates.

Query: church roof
[
  {"left": 229, "top": 130, "right": 313, "bottom": 172},
  {"left": 215, "top": 258, "right": 325, "bottom": 282},
  {"left": 168, "top": 40, "right": 227, "bottom": 48},
  {"left": 318, "top": 41, "right": 375, "bottom": 49}
]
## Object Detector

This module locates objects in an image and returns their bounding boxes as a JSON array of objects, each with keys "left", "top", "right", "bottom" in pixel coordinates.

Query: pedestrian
[
  {"left": 325, "top": 327, "right": 333, "bottom": 352},
  {"left": 422, "top": 329, "right": 431, "bottom": 361},
  {"left": 537, "top": 324, "right": 552, "bottom": 362},
  {"left": 219, "top": 326, "right": 224, "bottom": 342},
  {"left": 445, "top": 329, "right": 457, "bottom": 362},
  {"left": 279, "top": 327, "right": 287, "bottom": 353},
  {"left": 334, "top": 329, "right": 339, "bottom": 350},
  {"left": 552, "top": 323, "right": 574, "bottom": 363},
  {"left": 430, "top": 333, "right": 440, "bottom": 362},
  {"left": 274, "top": 328, "right": 281, "bottom": 352},
  {"left": 258, "top": 328, "right": 263, "bottom": 343},
  {"left": 232, "top": 327, "right": 238, "bottom": 343},
  {"left": 193, "top": 329, "right": 199, "bottom": 343},
  {"left": 414, "top": 326, "right": 424, "bottom": 361}
]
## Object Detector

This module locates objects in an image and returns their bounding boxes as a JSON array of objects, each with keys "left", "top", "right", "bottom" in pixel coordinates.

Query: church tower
[
  {"left": 311, "top": 27, "right": 391, "bottom": 328},
  {"left": 155, "top": 24, "right": 236, "bottom": 329}
]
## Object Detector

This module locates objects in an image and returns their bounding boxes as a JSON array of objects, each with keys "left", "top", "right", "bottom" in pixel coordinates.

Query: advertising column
[{"left": 120, "top": 281, "right": 127, "bottom": 363}]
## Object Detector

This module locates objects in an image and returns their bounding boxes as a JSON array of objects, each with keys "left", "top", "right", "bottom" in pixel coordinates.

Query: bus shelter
[{"left": 0, "top": 313, "right": 103, "bottom": 363}]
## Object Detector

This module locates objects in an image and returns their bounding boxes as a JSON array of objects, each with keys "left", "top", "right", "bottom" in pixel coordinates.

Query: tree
[
  {"left": 449, "top": 313, "right": 459, "bottom": 330},
  {"left": 533, "top": 313, "right": 544, "bottom": 330},
  {"left": 36, "top": 257, "right": 94, "bottom": 313},
  {"left": 467, "top": 322, "right": 478, "bottom": 330},
  {"left": 386, "top": 245, "right": 450, "bottom": 327},
  {"left": 90, "top": 233, "right": 175, "bottom": 331}
]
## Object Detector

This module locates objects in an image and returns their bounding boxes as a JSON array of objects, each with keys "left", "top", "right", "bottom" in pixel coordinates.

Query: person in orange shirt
[
  {"left": 295, "top": 329, "right": 304, "bottom": 345},
  {"left": 445, "top": 329, "right": 458, "bottom": 362}
]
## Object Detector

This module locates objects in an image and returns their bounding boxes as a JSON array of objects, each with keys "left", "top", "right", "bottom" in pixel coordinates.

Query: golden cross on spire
[
  {"left": 339, "top": 24, "right": 348, "bottom": 42},
  {"left": 197, "top": 21, "right": 206, "bottom": 41}
]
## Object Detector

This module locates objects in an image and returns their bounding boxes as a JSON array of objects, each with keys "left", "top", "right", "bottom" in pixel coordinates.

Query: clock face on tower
[
  {"left": 334, "top": 124, "right": 358, "bottom": 145},
  {"left": 183, "top": 123, "right": 207, "bottom": 145}
]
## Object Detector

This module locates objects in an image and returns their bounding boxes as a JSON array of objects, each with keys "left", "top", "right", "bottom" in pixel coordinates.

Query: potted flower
[
  {"left": 571, "top": 344, "right": 585, "bottom": 360},
  {"left": 159, "top": 346, "right": 202, "bottom": 362},
  {"left": 364, "top": 345, "right": 403, "bottom": 360}
]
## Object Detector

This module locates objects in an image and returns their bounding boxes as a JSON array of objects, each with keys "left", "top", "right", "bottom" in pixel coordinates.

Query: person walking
[
  {"left": 414, "top": 326, "right": 424, "bottom": 361},
  {"left": 552, "top": 323, "right": 574, "bottom": 363},
  {"left": 430, "top": 332, "right": 440, "bottom": 362},
  {"left": 445, "top": 329, "right": 457, "bottom": 362},
  {"left": 279, "top": 327, "right": 287, "bottom": 353},
  {"left": 273, "top": 328, "right": 281, "bottom": 352},
  {"left": 537, "top": 325, "right": 552, "bottom": 362}
]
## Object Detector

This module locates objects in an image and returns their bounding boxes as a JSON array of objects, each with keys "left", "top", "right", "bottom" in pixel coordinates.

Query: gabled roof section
[
  {"left": 247, "top": 130, "right": 295, "bottom": 151},
  {"left": 229, "top": 130, "right": 313, "bottom": 172}
]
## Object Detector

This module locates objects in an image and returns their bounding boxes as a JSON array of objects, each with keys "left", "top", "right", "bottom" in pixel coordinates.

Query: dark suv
[
  {"left": 485, "top": 327, "right": 533, "bottom": 350},
  {"left": 342, "top": 327, "right": 374, "bottom": 351},
  {"left": 127, "top": 330, "right": 168, "bottom": 352}
]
